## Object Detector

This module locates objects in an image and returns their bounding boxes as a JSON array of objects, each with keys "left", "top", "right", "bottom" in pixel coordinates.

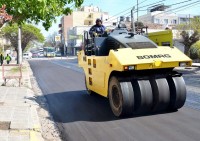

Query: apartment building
[{"left": 59, "top": 5, "right": 116, "bottom": 55}]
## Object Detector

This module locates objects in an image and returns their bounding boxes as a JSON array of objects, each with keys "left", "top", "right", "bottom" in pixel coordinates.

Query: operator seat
[{"left": 95, "top": 37, "right": 120, "bottom": 56}]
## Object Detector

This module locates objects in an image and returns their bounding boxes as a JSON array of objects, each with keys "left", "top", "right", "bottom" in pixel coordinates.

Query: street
[{"left": 29, "top": 59, "right": 200, "bottom": 141}]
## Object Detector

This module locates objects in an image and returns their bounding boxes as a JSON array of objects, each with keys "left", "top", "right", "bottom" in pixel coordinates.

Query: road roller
[{"left": 77, "top": 24, "right": 192, "bottom": 117}]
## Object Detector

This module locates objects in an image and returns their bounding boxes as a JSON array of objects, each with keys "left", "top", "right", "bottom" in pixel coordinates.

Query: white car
[{"left": 23, "top": 52, "right": 32, "bottom": 59}]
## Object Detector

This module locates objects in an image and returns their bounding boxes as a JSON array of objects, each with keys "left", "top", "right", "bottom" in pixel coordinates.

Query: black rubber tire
[
  {"left": 108, "top": 76, "right": 134, "bottom": 117},
  {"left": 167, "top": 76, "right": 186, "bottom": 110},
  {"left": 150, "top": 78, "right": 170, "bottom": 112},
  {"left": 85, "top": 76, "right": 95, "bottom": 95},
  {"left": 132, "top": 79, "right": 153, "bottom": 113}
]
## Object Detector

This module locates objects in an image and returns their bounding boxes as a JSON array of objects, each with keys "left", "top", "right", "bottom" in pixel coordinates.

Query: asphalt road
[{"left": 29, "top": 59, "right": 200, "bottom": 141}]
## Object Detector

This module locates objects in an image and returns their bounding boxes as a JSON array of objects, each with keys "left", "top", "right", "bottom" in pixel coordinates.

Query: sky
[{"left": 38, "top": 0, "right": 200, "bottom": 38}]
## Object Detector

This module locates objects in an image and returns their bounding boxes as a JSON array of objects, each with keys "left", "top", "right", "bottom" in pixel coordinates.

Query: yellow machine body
[
  {"left": 148, "top": 30, "right": 173, "bottom": 47},
  {"left": 78, "top": 30, "right": 191, "bottom": 97}
]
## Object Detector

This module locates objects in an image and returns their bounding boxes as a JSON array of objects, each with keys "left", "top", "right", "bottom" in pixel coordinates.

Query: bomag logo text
[{"left": 137, "top": 54, "right": 171, "bottom": 59}]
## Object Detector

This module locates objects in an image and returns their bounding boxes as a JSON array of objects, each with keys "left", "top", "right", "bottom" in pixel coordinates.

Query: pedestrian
[
  {"left": 0, "top": 54, "right": 4, "bottom": 66},
  {"left": 5, "top": 54, "right": 11, "bottom": 64}
]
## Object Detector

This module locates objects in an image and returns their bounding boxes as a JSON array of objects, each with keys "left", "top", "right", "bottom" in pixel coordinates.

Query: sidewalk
[{"left": 0, "top": 61, "right": 43, "bottom": 141}]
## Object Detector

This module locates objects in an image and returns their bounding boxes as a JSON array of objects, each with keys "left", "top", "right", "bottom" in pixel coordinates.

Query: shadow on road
[{"left": 27, "top": 90, "right": 177, "bottom": 123}]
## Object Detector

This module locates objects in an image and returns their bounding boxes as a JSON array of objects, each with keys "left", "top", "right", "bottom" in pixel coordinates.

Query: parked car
[
  {"left": 32, "top": 53, "right": 39, "bottom": 58},
  {"left": 55, "top": 51, "right": 62, "bottom": 57},
  {"left": 23, "top": 52, "right": 32, "bottom": 59},
  {"left": 39, "top": 52, "right": 44, "bottom": 57}
]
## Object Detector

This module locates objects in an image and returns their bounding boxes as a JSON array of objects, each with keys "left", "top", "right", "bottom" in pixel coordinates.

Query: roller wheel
[
  {"left": 85, "top": 77, "right": 95, "bottom": 95},
  {"left": 167, "top": 76, "right": 186, "bottom": 110},
  {"left": 150, "top": 78, "right": 170, "bottom": 112},
  {"left": 132, "top": 79, "right": 153, "bottom": 113},
  {"left": 108, "top": 76, "right": 134, "bottom": 117}
]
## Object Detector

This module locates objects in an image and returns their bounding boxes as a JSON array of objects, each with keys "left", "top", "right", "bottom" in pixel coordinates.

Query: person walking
[
  {"left": 5, "top": 54, "right": 11, "bottom": 64},
  {"left": 0, "top": 54, "right": 4, "bottom": 66}
]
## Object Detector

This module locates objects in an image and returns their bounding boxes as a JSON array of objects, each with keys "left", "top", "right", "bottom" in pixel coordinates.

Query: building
[
  {"left": 178, "top": 14, "right": 196, "bottom": 24},
  {"left": 0, "top": 37, "right": 11, "bottom": 54},
  {"left": 67, "top": 26, "right": 90, "bottom": 55},
  {"left": 139, "top": 5, "right": 200, "bottom": 29},
  {"left": 59, "top": 5, "right": 116, "bottom": 55},
  {"left": 139, "top": 5, "right": 178, "bottom": 29}
]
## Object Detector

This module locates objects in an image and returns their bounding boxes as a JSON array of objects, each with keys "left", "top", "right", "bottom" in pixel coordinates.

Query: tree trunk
[
  {"left": 16, "top": 49, "right": 18, "bottom": 64},
  {"left": 184, "top": 46, "right": 190, "bottom": 56},
  {"left": 18, "top": 26, "right": 22, "bottom": 64}
]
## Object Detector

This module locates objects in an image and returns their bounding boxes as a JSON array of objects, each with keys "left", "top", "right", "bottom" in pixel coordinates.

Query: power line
[
  {"left": 106, "top": 0, "right": 200, "bottom": 26},
  {"left": 138, "top": 0, "right": 196, "bottom": 12},
  {"left": 173, "top": 2, "right": 200, "bottom": 13},
  {"left": 153, "top": 0, "right": 200, "bottom": 16},
  {"left": 106, "top": 0, "right": 164, "bottom": 21},
  {"left": 106, "top": 0, "right": 167, "bottom": 22},
  {"left": 107, "top": 0, "right": 196, "bottom": 22}
]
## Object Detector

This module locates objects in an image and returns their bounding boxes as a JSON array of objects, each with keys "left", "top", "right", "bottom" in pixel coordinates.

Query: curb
[
  {"left": 27, "top": 61, "right": 63, "bottom": 141},
  {"left": 192, "top": 63, "right": 200, "bottom": 67}
]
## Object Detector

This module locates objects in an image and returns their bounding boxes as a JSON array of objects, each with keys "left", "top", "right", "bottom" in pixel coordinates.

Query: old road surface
[{"left": 29, "top": 59, "right": 200, "bottom": 141}]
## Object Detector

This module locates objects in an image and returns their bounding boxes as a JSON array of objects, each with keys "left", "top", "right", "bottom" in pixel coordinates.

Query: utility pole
[
  {"left": 137, "top": 0, "right": 139, "bottom": 23},
  {"left": 63, "top": 35, "right": 66, "bottom": 56},
  {"left": 189, "top": 14, "right": 191, "bottom": 30},
  {"left": 131, "top": 7, "right": 135, "bottom": 33},
  {"left": 18, "top": 25, "right": 22, "bottom": 64}
]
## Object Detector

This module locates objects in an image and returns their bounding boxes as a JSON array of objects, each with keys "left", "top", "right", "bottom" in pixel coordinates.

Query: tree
[
  {"left": 0, "top": 5, "right": 12, "bottom": 29},
  {"left": 181, "top": 30, "right": 200, "bottom": 55},
  {"left": 176, "top": 17, "right": 200, "bottom": 32},
  {"left": 0, "top": 0, "right": 83, "bottom": 30},
  {"left": 189, "top": 40, "right": 200, "bottom": 59},
  {"left": 191, "top": 17, "right": 200, "bottom": 33},
  {"left": 44, "top": 32, "right": 58, "bottom": 47},
  {"left": 135, "top": 21, "right": 144, "bottom": 29},
  {"left": 2, "top": 24, "right": 44, "bottom": 52},
  {"left": 177, "top": 17, "right": 200, "bottom": 55}
]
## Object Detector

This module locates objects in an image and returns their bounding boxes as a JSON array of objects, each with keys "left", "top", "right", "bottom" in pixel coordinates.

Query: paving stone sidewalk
[{"left": 0, "top": 61, "right": 43, "bottom": 141}]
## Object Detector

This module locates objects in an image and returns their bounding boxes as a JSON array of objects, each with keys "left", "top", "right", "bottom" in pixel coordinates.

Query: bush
[{"left": 189, "top": 40, "right": 200, "bottom": 59}]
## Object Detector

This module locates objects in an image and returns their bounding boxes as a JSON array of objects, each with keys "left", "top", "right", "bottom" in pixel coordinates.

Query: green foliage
[
  {"left": 23, "top": 42, "right": 32, "bottom": 53},
  {"left": 176, "top": 23, "right": 190, "bottom": 31},
  {"left": 189, "top": 40, "right": 200, "bottom": 59},
  {"left": 191, "top": 17, "right": 200, "bottom": 33},
  {"left": 176, "top": 17, "right": 200, "bottom": 32},
  {"left": 2, "top": 23, "right": 44, "bottom": 51},
  {"left": 0, "top": 0, "right": 83, "bottom": 30}
]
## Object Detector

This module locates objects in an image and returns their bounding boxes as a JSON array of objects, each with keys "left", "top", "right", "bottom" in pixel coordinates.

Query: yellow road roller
[{"left": 78, "top": 25, "right": 192, "bottom": 117}]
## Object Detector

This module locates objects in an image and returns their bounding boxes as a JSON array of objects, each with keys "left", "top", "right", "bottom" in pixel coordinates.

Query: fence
[{"left": 2, "top": 64, "right": 22, "bottom": 86}]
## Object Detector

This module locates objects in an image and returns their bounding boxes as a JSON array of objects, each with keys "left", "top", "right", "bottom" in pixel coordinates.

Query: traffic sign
[{"left": 55, "top": 36, "right": 61, "bottom": 41}]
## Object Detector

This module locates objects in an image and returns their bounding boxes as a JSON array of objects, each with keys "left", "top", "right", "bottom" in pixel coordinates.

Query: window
[
  {"left": 126, "top": 42, "right": 157, "bottom": 49},
  {"left": 172, "top": 19, "right": 177, "bottom": 24},
  {"left": 162, "top": 42, "right": 170, "bottom": 46},
  {"left": 89, "top": 21, "right": 91, "bottom": 25},
  {"left": 164, "top": 19, "right": 168, "bottom": 24},
  {"left": 155, "top": 19, "right": 160, "bottom": 24}
]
